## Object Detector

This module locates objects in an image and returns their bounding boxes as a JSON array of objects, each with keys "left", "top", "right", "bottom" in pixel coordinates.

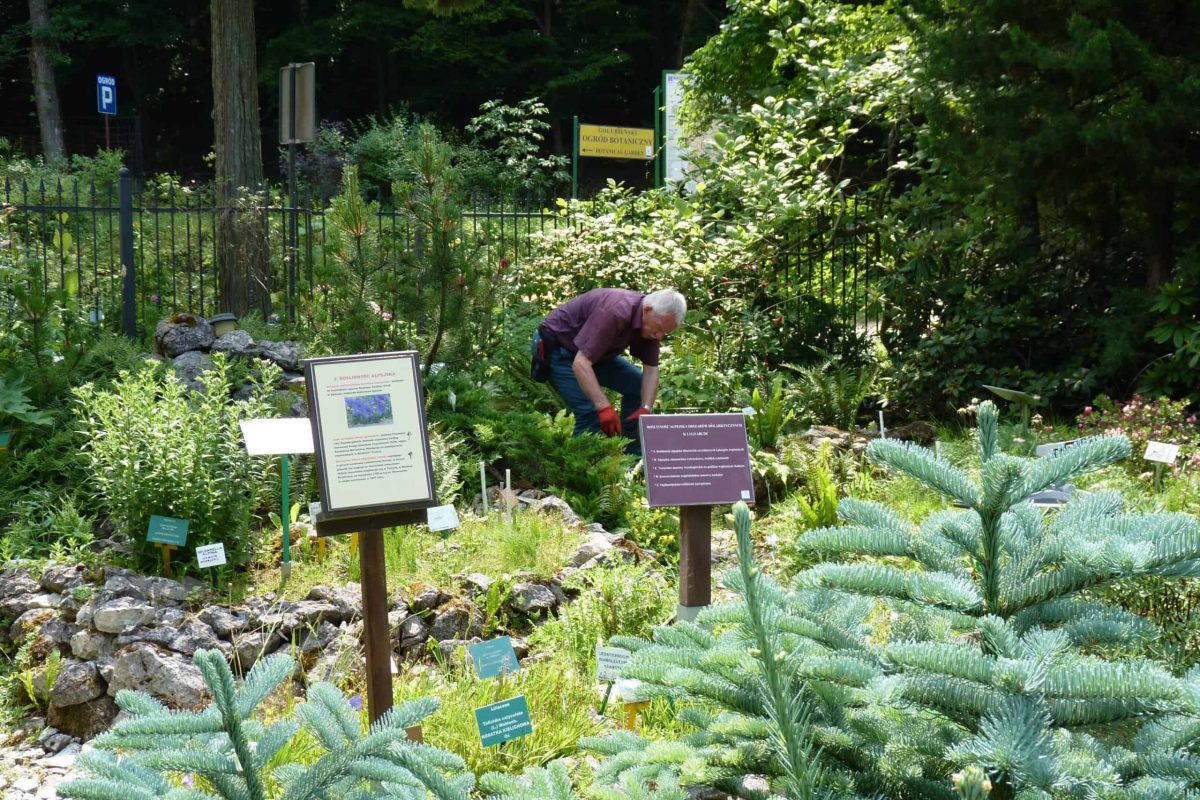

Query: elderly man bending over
[{"left": 535, "top": 288, "right": 686, "bottom": 454}]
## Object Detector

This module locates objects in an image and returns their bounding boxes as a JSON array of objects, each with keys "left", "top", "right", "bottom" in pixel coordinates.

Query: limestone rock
[
  {"left": 155, "top": 315, "right": 215, "bottom": 357},
  {"left": 47, "top": 695, "right": 118, "bottom": 740},
  {"left": 169, "top": 619, "right": 224, "bottom": 656},
  {"left": 38, "top": 564, "right": 90, "bottom": 594},
  {"left": 409, "top": 586, "right": 450, "bottom": 613},
  {"left": 103, "top": 572, "right": 190, "bottom": 605},
  {"left": 232, "top": 630, "right": 285, "bottom": 672},
  {"left": 461, "top": 573, "right": 495, "bottom": 598},
  {"left": 198, "top": 606, "right": 249, "bottom": 638},
  {"left": 260, "top": 340, "right": 303, "bottom": 371},
  {"left": 307, "top": 584, "right": 362, "bottom": 621},
  {"left": 398, "top": 615, "right": 429, "bottom": 653},
  {"left": 172, "top": 350, "right": 213, "bottom": 391},
  {"left": 92, "top": 597, "right": 157, "bottom": 634},
  {"left": 428, "top": 601, "right": 483, "bottom": 641},
  {"left": 49, "top": 661, "right": 105, "bottom": 707},
  {"left": 70, "top": 629, "right": 114, "bottom": 661},
  {"left": 210, "top": 330, "right": 257, "bottom": 357},
  {"left": 9, "top": 609, "right": 56, "bottom": 647},
  {"left": 0, "top": 568, "right": 39, "bottom": 598},
  {"left": 530, "top": 495, "right": 582, "bottom": 527},
  {"left": 509, "top": 582, "right": 557, "bottom": 615},
  {"left": 107, "top": 643, "right": 208, "bottom": 709}
]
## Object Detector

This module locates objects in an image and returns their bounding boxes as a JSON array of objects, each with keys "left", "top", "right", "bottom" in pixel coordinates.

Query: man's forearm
[
  {"left": 641, "top": 365, "right": 659, "bottom": 409},
  {"left": 572, "top": 352, "right": 610, "bottom": 409}
]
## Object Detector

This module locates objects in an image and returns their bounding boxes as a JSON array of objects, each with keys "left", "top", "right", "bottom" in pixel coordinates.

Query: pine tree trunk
[
  {"left": 27, "top": 0, "right": 65, "bottom": 164},
  {"left": 1145, "top": 181, "right": 1175, "bottom": 290},
  {"left": 211, "top": 0, "right": 265, "bottom": 317}
]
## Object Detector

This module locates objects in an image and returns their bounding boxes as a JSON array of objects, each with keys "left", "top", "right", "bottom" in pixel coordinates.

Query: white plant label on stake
[
  {"left": 741, "top": 406, "right": 756, "bottom": 417},
  {"left": 308, "top": 502, "right": 322, "bottom": 519},
  {"left": 878, "top": 410, "right": 886, "bottom": 439},
  {"left": 426, "top": 504, "right": 460, "bottom": 532},
  {"left": 196, "top": 543, "right": 227, "bottom": 569},
  {"left": 1036, "top": 440, "right": 1079, "bottom": 458},
  {"left": 596, "top": 644, "right": 632, "bottom": 682},
  {"left": 1145, "top": 441, "right": 1180, "bottom": 465}
]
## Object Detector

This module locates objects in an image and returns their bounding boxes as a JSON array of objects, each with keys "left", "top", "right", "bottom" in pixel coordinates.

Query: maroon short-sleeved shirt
[{"left": 542, "top": 288, "right": 660, "bottom": 366}]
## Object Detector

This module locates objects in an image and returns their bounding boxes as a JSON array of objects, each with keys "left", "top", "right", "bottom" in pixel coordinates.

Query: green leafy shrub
[
  {"left": 745, "top": 375, "right": 794, "bottom": 450},
  {"left": 1075, "top": 394, "right": 1200, "bottom": 475},
  {"left": 527, "top": 562, "right": 675, "bottom": 674},
  {"left": 74, "top": 356, "right": 276, "bottom": 575},
  {"left": 58, "top": 649, "right": 472, "bottom": 800}
]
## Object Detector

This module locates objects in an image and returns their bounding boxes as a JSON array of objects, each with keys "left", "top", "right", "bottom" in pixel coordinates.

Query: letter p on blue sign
[{"left": 97, "top": 75, "right": 117, "bottom": 115}]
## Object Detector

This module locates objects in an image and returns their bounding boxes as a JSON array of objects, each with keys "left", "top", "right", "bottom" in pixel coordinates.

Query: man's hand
[
  {"left": 598, "top": 405, "right": 621, "bottom": 437},
  {"left": 625, "top": 405, "right": 651, "bottom": 423}
]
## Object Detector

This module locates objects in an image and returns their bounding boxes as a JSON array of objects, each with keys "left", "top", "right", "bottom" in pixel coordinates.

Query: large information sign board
[
  {"left": 641, "top": 413, "right": 755, "bottom": 507},
  {"left": 304, "top": 352, "right": 436, "bottom": 520}
]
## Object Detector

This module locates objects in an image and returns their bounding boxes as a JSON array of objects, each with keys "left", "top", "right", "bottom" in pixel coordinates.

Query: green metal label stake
[
  {"left": 239, "top": 417, "right": 315, "bottom": 586},
  {"left": 281, "top": 454, "right": 292, "bottom": 582}
]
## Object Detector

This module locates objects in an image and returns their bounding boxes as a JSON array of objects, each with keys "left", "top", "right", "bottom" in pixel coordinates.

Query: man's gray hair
[{"left": 644, "top": 289, "right": 687, "bottom": 324}]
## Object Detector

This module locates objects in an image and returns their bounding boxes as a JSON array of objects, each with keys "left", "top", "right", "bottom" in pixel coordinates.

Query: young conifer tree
[
  {"left": 57, "top": 649, "right": 474, "bottom": 800},
  {"left": 592, "top": 402, "right": 1200, "bottom": 799}
]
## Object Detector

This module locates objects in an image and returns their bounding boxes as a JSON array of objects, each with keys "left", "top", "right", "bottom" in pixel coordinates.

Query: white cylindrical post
[
  {"left": 505, "top": 468, "right": 513, "bottom": 524},
  {"left": 878, "top": 410, "right": 886, "bottom": 439},
  {"left": 480, "top": 461, "right": 488, "bottom": 515}
]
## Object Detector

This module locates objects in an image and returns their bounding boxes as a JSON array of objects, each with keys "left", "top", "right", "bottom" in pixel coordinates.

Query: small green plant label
[
  {"left": 475, "top": 695, "right": 532, "bottom": 747},
  {"left": 147, "top": 515, "right": 190, "bottom": 546},
  {"left": 468, "top": 636, "right": 519, "bottom": 679},
  {"left": 0, "top": 432, "right": 11, "bottom": 450}
]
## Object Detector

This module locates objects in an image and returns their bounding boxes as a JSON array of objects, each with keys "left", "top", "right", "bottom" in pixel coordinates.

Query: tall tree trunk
[
  {"left": 1145, "top": 181, "right": 1175, "bottom": 290},
  {"left": 676, "top": 0, "right": 700, "bottom": 67},
  {"left": 27, "top": 0, "right": 65, "bottom": 164},
  {"left": 211, "top": 0, "right": 265, "bottom": 317}
]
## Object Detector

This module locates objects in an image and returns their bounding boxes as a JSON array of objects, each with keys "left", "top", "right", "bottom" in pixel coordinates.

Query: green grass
[{"left": 246, "top": 510, "right": 583, "bottom": 601}]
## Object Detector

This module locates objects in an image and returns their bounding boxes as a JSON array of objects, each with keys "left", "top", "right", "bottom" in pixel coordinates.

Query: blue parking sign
[{"left": 97, "top": 75, "right": 117, "bottom": 115}]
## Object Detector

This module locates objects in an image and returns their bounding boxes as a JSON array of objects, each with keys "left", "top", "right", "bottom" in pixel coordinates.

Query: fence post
[{"left": 119, "top": 167, "right": 137, "bottom": 339}]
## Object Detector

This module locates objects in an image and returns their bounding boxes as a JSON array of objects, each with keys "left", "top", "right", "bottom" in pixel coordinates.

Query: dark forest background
[{"left": 1, "top": 0, "right": 725, "bottom": 183}]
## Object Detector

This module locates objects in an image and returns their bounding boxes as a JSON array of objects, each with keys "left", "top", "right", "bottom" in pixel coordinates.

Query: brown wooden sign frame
[{"left": 303, "top": 351, "right": 438, "bottom": 535}]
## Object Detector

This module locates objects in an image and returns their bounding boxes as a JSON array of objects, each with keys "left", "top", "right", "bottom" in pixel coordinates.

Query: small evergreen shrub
[
  {"left": 58, "top": 649, "right": 472, "bottom": 800},
  {"left": 593, "top": 402, "right": 1200, "bottom": 798}
]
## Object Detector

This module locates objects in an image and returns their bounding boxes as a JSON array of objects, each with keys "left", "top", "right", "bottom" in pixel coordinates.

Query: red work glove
[
  {"left": 597, "top": 405, "right": 621, "bottom": 437},
  {"left": 625, "top": 405, "right": 652, "bottom": 423}
]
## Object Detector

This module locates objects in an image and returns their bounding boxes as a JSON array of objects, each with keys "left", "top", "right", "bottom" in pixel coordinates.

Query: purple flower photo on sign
[{"left": 344, "top": 393, "right": 393, "bottom": 428}]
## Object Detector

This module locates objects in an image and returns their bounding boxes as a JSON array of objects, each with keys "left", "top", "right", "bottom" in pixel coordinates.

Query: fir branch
[
  {"left": 799, "top": 563, "right": 983, "bottom": 613},
  {"left": 867, "top": 439, "right": 981, "bottom": 508}
]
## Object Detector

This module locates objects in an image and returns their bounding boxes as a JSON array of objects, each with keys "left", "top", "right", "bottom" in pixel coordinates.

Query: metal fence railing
[
  {"left": 1, "top": 169, "right": 569, "bottom": 337},
  {"left": 2, "top": 169, "right": 882, "bottom": 343}
]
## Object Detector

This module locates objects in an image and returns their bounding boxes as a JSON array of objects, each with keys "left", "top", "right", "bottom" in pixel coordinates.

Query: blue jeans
[{"left": 547, "top": 345, "right": 644, "bottom": 454}]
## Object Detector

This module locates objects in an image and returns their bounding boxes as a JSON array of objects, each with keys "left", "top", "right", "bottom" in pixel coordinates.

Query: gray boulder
[
  {"left": 198, "top": 606, "right": 249, "bottom": 638},
  {"left": 50, "top": 661, "right": 105, "bottom": 707},
  {"left": 531, "top": 495, "right": 582, "bottom": 527},
  {"left": 510, "top": 582, "right": 557, "bottom": 615},
  {"left": 428, "top": 602, "right": 483, "bottom": 641},
  {"left": 47, "top": 696, "right": 118, "bottom": 740},
  {"left": 107, "top": 643, "right": 208, "bottom": 709},
  {"left": 39, "top": 564, "right": 90, "bottom": 594},
  {"left": 92, "top": 597, "right": 157, "bottom": 634},
  {"left": 103, "top": 573, "right": 190, "bottom": 605},
  {"left": 260, "top": 340, "right": 303, "bottom": 371},
  {"left": 172, "top": 350, "right": 213, "bottom": 391},
  {"left": 233, "top": 630, "right": 285, "bottom": 672},
  {"left": 307, "top": 584, "right": 362, "bottom": 621},
  {"left": 398, "top": 615, "right": 430, "bottom": 654},
  {"left": 0, "top": 568, "right": 39, "bottom": 598},
  {"left": 70, "top": 629, "right": 114, "bottom": 661},
  {"left": 409, "top": 586, "right": 450, "bottom": 613},
  {"left": 210, "top": 330, "right": 257, "bottom": 357},
  {"left": 169, "top": 619, "right": 225, "bottom": 656},
  {"left": 461, "top": 573, "right": 495, "bottom": 598},
  {"left": 155, "top": 315, "right": 215, "bottom": 357}
]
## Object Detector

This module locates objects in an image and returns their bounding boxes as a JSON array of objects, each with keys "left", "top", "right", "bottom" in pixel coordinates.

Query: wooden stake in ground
[
  {"left": 678, "top": 505, "right": 712, "bottom": 622},
  {"left": 358, "top": 527, "right": 392, "bottom": 723}
]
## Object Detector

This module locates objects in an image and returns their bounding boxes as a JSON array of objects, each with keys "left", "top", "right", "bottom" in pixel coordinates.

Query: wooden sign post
[
  {"left": 641, "top": 414, "right": 755, "bottom": 623},
  {"left": 304, "top": 351, "right": 438, "bottom": 724}
]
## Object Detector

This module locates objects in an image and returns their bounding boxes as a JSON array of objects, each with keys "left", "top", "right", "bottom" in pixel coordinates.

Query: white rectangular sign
[
  {"left": 596, "top": 644, "right": 632, "bottom": 682},
  {"left": 240, "top": 418, "right": 315, "bottom": 456},
  {"left": 305, "top": 352, "right": 435, "bottom": 514},
  {"left": 196, "top": 543, "right": 227, "bottom": 568},
  {"left": 426, "top": 504, "right": 460, "bottom": 532},
  {"left": 1036, "top": 440, "right": 1079, "bottom": 458},
  {"left": 1145, "top": 441, "right": 1180, "bottom": 465}
]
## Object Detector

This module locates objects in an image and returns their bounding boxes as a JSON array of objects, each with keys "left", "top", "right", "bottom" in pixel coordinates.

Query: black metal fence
[
  {"left": 2, "top": 170, "right": 882, "bottom": 341},
  {"left": 1, "top": 169, "right": 569, "bottom": 337}
]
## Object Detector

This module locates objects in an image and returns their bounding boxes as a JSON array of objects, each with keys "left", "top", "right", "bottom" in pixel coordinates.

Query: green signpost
[{"left": 147, "top": 515, "right": 189, "bottom": 577}]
